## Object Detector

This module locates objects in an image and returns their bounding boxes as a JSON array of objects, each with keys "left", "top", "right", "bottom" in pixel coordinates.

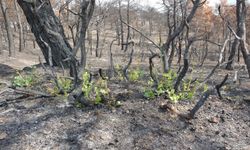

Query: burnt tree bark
[
  {"left": 174, "top": 38, "right": 194, "bottom": 92},
  {"left": 236, "top": 0, "right": 250, "bottom": 77},
  {"left": 162, "top": 0, "right": 205, "bottom": 72},
  {"left": 68, "top": 24, "right": 76, "bottom": 46},
  {"left": 87, "top": 29, "right": 93, "bottom": 55},
  {"left": 0, "top": 24, "right": 2, "bottom": 55},
  {"left": 124, "top": 0, "right": 131, "bottom": 52},
  {"left": 73, "top": 0, "right": 95, "bottom": 70},
  {"left": 118, "top": 0, "right": 124, "bottom": 50},
  {"left": 95, "top": 27, "right": 100, "bottom": 57},
  {"left": 108, "top": 39, "right": 117, "bottom": 78},
  {"left": 14, "top": 0, "right": 24, "bottom": 52},
  {"left": 17, "top": 0, "right": 73, "bottom": 67},
  {"left": 226, "top": 0, "right": 248, "bottom": 71},
  {"left": 18, "top": 0, "right": 95, "bottom": 88},
  {"left": 0, "top": 0, "right": 14, "bottom": 57}
]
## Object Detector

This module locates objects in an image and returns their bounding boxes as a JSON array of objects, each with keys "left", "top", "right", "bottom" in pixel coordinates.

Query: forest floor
[{"left": 0, "top": 49, "right": 250, "bottom": 150}]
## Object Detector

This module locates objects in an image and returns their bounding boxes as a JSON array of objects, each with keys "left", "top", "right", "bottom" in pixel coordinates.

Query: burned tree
[
  {"left": 17, "top": 0, "right": 74, "bottom": 67},
  {"left": 0, "top": 0, "right": 14, "bottom": 57},
  {"left": 18, "top": 0, "right": 95, "bottom": 71},
  {"left": 18, "top": 0, "right": 95, "bottom": 94},
  {"left": 14, "top": 0, "right": 24, "bottom": 52},
  {"left": 161, "top": 0, "right": 206, "bottom": 72},
  {"left": 224, "top": 0, "right": 250, "bottom": 77}
]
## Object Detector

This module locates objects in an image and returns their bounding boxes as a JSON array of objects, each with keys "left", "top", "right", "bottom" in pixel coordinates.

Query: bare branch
[{"left": 121, "top": 20, "right": 161, "bottom": 50}]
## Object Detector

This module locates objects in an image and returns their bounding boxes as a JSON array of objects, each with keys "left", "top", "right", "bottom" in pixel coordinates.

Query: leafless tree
[
  {"left": 118, "top": 0, "right": 124, "bottom": 50},
  {"left": 14, "top": 0, "right": 24, "bottom": 52},
  {"left": 0, "top": 0, "right": 14, "bottom": 57},
  {"left": 161, "top": 0, "right": 206, "bottom": 73},
  {"left": 224, "top": 0, "right": 250, "bottom": 77},
  {"left": 18, "top": 0, "right": 95, "bottom": 92}
]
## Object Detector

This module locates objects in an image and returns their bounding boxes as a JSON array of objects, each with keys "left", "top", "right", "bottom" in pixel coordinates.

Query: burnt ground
[{"left": 0, "top": 63, "right": 250, "bottom": 150}]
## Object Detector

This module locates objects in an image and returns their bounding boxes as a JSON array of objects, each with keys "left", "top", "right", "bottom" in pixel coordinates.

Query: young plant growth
[
  {"left": 12, "top": 70, "right": 37, "bottom": 87},
  {"left": 47, "top": 77, "right": 72, "bottom": 96},
  {"left": 82, "top": 71, "right": 110, "bottom": 105},
  {"left": 143, "top": 70, "right": 199, "bottom": 103}
]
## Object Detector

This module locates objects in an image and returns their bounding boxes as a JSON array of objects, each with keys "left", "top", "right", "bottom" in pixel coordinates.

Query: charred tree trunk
[
  {"left": 115, "top": 20, "right": 121, "bottom": 46},
  {"left": 236, "top": 0, "right": 250, "bottom": 77},
  {"left": 95, "top": 28, "right": 100, "bottom": 57},
  {"left": 124, "top": 0, "right": 131, "bottom": 52},
  {"left": 174, "top": 38, "right": 194, "bottom": 92},
  {"left": 68, "top": 24, "right": 76, "bottom": 46},
  {"left": 226, "top": 39, "right": 239, "bottom": 70},
  {"left": 108, "top": 39, "right": 117, "bottom": 78},
  {"left": 118, "top": 0, "right": 124, "bottom": 50},
  {"left": 0, "top": 0, "right": 14, "bottom": 57},
  {"left": 14, "top": 0, "right": 24, "bottom": 52},
  {"left": 177, "top": 36, "right": 182, "bottom": 64},
  {"left": 73, "top": 0, "right": 95, "bottom": 70},
  {"left": 123, "top": 47, "right": 134, "bottom": 81},
  {"left": 18, "top": 0, "right": 95, "bottom": 84},
  {"left": 168, "top": 41, "right": 175, "bottom": 67},
  {"left": 87, "top": 29, "right": 93, "bottom": 55},
  {"left": 200, "top": 35, "right": 209, "bottom": 67},
  {"left": 0, "top": 24, "right": 2, "bottom": 55},
  {"left": 162, "top": 0, "right": 203, "bottom": 72},
  {"left": 226, "top": 0, "right": 245, "bottom": 70},
  {"left": 17, "top": 0, "right": 73, "bottom": 66},
  {"left": 225, "top": 0, "right": 250, "bottom": 77}
]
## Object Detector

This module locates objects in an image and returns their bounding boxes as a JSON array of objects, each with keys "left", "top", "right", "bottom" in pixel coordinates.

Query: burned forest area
[{"left": 0, "top": 0, "right": 250, "bottom": 149}]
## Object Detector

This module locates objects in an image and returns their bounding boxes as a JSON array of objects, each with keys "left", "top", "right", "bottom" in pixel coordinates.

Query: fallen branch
[
  {"left": 108, "top": 38, "right": 117, "bottom": 78},
  {"left": 0, "top": 87, "right": 54, "bottom": 107},
  {"left": 12, "top": 87, "right": 53, "bottom": 98}
]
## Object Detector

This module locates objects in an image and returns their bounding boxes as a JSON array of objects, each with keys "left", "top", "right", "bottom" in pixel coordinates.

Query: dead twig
[{"left": 121, "top": 20, "right": 161, "bottom": 50}]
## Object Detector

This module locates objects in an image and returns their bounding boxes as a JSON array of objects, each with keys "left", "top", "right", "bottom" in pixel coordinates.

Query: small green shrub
[
  {"left": 82, "top": 71, "right": 110, "bottom": 105},
  {"left": 94, "top": 79, "right": 110, "bottom": 104},
  {"left": 167, "top": 89, "right": 182, "bottom": 103},
  {"left": 58, "top": 77, "right": 72, "bottom": 91},
  {"left": 75, "top": 101, "right": 85, "bottom": 108},
  {"left": 203, "top": 83, "right": 209, "bottom": 92},
  {"left": 142, "top": 79, "right": 155, "bottom": 99},
  {"left": 143, "top": 70, "right": 198, "bottom": 103},
  {"left": 82, "top": 71, "right": 92, "bottom": 99},
  {"left": 143, "top": 89, "right": 155, "bottom": 99},
  {"left": 12, "top": 71, "right": 36, "bottom": 87},
  {"left": 115, "top": 64, "right": 124, "bottom": 81},
  {"left": 128, "top": 68, "right": 144, "bottom": 81},
  {"left": 47, "top": 77, "right": 72, "bottom": 96}
]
